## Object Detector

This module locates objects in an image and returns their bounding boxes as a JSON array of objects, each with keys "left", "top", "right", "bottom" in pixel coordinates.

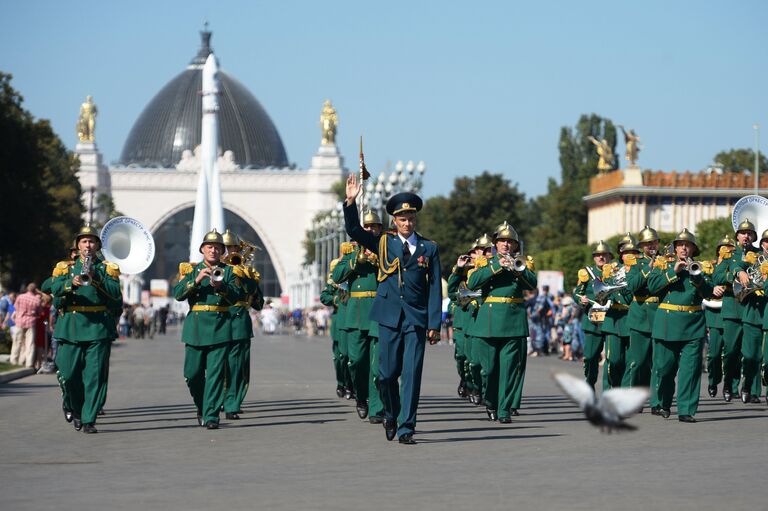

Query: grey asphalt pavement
[{"left": 1, "top": 327, "right": 765, "bottom": 511}]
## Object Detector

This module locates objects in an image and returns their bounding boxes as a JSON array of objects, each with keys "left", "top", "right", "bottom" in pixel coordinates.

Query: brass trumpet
[
  {"left": 211, "top": 267, "right": 225, "bottom": 283},
  {"left": 79, "top": 255, "right": 93, "bottom": 286},
  {"left": 499, "top": 253, "right": 527, "bottom": 272},
  {"left": 223, "top": 239, "right": 262, "bottom": 268},
  {"left": 685, "top": 258, "right": 702, "bottom": 276}
]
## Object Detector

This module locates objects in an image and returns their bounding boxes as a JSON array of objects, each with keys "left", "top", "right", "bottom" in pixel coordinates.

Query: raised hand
[{"left": 345, "top": 173, "right": 361, "bottom": 206}]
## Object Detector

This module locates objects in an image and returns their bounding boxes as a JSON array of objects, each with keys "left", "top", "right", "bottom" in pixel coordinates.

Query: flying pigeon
[{"left": 553, "top": 372, "right": 648, "bottom": 432}]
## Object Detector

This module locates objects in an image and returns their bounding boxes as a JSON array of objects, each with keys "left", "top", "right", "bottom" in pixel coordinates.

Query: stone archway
[{"left": 144, "top": 206, "right": 283, "bottom": 297}]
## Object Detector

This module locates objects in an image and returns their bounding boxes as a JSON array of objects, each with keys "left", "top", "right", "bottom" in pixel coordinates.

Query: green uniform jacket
[
  {"left": 228, "top": 265, "right": 262, "bottom": 340},
  {"left": 572, "top": 264, "right": 603, "bottom": 334},
  {"left": 712, "top": 246, "right": 758, "bottom": 320},
  {"left": 330, "top": 256, "right": 350, "bottom": 331},
  {"left": 732, "top": 247, "right": 766, "bottom": 326},
  {"left": 625, "top": 255, "right": 661, "bottom": 334},
  {"left": 333, "top": 249, "right": 378, "bottom": 333},
  {"left": 174, "top": 261, "right": 237, "bottom": 346},
  {"left": 319, "top": 281, "right": 340, "bottom": 339},
  {"left": 50, "top": 257, "right": 123, "bottom": 342},
  {"left": 601, "top": 266, "right": 634, "bottom": 337},
  {"left": 466, "top": 256, "right": 537, "bottom": 338},
  {"left": 447, "top": 266, "right": 479, "bottom": 334},
  {"left": 647, "top": 264, "right": 713, "bottom": 342}
]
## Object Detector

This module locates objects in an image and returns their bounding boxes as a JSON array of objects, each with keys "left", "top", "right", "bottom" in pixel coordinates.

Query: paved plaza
[{"left": 0, "top": 327, "right": 765, "bottom": 511}]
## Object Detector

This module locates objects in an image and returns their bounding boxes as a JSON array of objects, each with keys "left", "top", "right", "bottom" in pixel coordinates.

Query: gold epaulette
[
  {"left": 653, "top": 256, "right": 668, "bottom": 270},
  {"left": 602, "top": 261, "right": 616, "bottom": 279},
  {"left": 179, "top": 262, "right": 194, "bottom": 277},
  {"left": 525, "top": 255, "right": 535, "bottom": 271},
  {"left": 474, "top": 255, "right": 488, "bottom": 268},
  {"left": 232, "top": 265, "right": 246, "bottom": 278},
  {"left": 701, "top": 260, "right": 715, "bottom": 275},
  {"left": 760, "top": 260, "right": 768, "bottom": 276},
  {"left": 744, "top": 251, "right": 758, "bottom": 264},
  {"left": 577, "top": 268, "right": 589, "bottom": 284},
  {"left": 52, "top": 261, "right": 71, "bottom": 277},
  {"left": 340, "top": 242, "right": 354, "bottom": 255},
  {"left": 718, "top": 246, "right": 734, "bottom": 260},
  {"left": 247, "top": 268, "right": 261, "bottom": 282},
  {"left": 623, "top": 254, "right": 637, "bottom": 266},
  {"left": 104, "top": 261, "right": 121, "bottom": 279},
  {"left": 329, "top": 258, "right": 340, "bottom": 272}
]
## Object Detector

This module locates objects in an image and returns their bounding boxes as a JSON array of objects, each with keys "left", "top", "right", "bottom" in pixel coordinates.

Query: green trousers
[
  {"left": 722, "top": 319, "right": 743, "bottom": 394},
  {"left": 741, "top": 323, "right": 763, "bottom": 397},
  {"left": 465, "top": 335, "right": 484, "bottom": 397},
  {"left": 184, "top": 342, "right": 231, "bottom": 423},
  {"left": 762, "top": 331, "right": 768, "bottom": 397},
  {"left": 96, "top": 342, "right": 112, "bottom": 413},
  {"left": 477, "top": 337, "right": 526, "bottom": 417},
  {"left": 56, "top": 339, "right": 111, "bottom": 425},
  {"left": 603, "top": 334, "right": 628, "bottom": 389},
  {"left": 453, "top": 328, "right": 468, "bottom": 382},
  {"left": 626, "top": 329, "right": 652, "bottom": 387},
  {"left": 224, "top": 338, "right": 250, "bottom": 413},
  {"left": 652, "top": 338, "right": 703, "bottom": 416},
  {"left": 582, "top": 331, "right": 604, "bottom": 392},
  {"left": 706, "top": 327, "right": 724, "bottom": 388},
  {"left": 346, "top": 329, "right": 371, "bottom": 402},
  {"left": 368, "top": 337, "right": 384, "bottom": 418}
]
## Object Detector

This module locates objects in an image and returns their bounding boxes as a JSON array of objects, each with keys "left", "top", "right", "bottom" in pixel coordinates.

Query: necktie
[{"left": 402, "top": 241, "right": 411, "bottom": 265}]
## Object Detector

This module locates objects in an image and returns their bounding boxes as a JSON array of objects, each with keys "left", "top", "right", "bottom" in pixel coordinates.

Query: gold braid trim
[{"left": 377, "top": 235, "right": 401, "bottom": 285}]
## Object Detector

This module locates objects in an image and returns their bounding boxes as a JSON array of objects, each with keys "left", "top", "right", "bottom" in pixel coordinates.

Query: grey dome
[{"left": 120, "top": 31, "right": 288, "bottom": 169}]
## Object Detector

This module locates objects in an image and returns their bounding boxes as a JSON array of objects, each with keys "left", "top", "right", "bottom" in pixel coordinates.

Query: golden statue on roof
[
  {"left": 77, "top": 95, "right": 97, "bottom": 142},
  {"left": 320, "top": 99, "right": 338, "bottom": 145},
  {"left": 588, "top": 136, "right": 615, "bottom": 173},
  {"left": 619, "top": 125, "right": 641, "bottom": 166}
]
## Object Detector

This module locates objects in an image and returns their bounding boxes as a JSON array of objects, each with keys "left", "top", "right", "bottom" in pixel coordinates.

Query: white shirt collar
[{"left": 397, "top": 232, "right": 418, "bottom": 253}]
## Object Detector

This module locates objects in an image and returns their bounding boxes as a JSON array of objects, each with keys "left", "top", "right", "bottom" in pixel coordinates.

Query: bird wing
[
  {"left": 552, "top": 372, "right": 595, "bottom": 409},
  {"left": 598, "top": 387, "right": 649, "bottom": 418}
]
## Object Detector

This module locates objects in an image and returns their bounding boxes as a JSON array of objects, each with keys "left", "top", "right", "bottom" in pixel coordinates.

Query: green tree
[
  {"left": 418, "top": 172, "right": 530, "bottom": 276},
  {"left": 713, "top": 148, "right": 766, "bottom": 174},
  {"left": 694, "top": 217, "right": 733, "bottom": 259},
  {"left": 0, "top": 72, "right": 84, "bottom": 289},
  {"left": 530, "top": 114, "right": 617, "bottom": 252}
]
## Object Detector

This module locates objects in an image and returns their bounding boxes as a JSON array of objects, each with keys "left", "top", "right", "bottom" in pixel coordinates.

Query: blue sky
[{"left": 2, "top": 0, "right": 766, "bottom": 199}]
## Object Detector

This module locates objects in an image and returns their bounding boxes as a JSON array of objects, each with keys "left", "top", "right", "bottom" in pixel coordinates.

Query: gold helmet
[
  {"left": 620, "top": 241, "right": 640, "bottom": 254},
  {"left": 222, "top": 229, "right": 240, "bottom": 247},
  {"left": 362, "top": 209, "right": 382, "bottom": 226},
  {"left": 717, "top": 234, "right": 736, "bottom": 248},
  {"left": 673, "top": 227, "right": 700, "bottom": 257},
  {"left": 617, "top": 232, "right": 638, "bottom": 252},
  {"left": 198, "top": 228, "right": 224, "bottom": 253},
  {"left": 75, "top": 225, "right": 101, "bottom": 246},
  {"left": 467, "top": 239, "right": 480, "bottom": 254},
  {"left": 761, "top": 230, "right": 768, "bottom": 243},
  {"left": 477, "top": 233, "right": 493, "bottom": 249},
  {"left": 493, "top": 221, "right": 519, "bottom": 242},
  {"left": 736, "top": 218, "right": 757, "bottom": 238},
  {"left": 592, "top": 240, "right": 612, "bottom": 257},
  {"left": 638, "top": 225, "right": 660, "bottom": 244}
]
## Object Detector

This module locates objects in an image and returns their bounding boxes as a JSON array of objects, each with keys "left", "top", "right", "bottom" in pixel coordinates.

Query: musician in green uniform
[
  {"left": 467, "top": 221, "right": 537, "bottom": 423},
  {"left": 50, "top": 226, "right": 123, "bottom": 433},
  {"left": 647, "top": 228, "right": 712, "bottom": 422},
  {"left": 319, "top": 258, "right": 348, "bottom": 398},
  {"left": 447, "top": 240, "right": 480, "bottom": 400},
  {"left": 600, "top": 239, "right": 637, "bottom": 389},
  {"left": 624, "top": 226, "right": 662, "bottom": 392},
  {"left": 759, "top": 231, "right": 768, "bottom": 401},
  {"left": 222, "top": 229, "right": 264, "bottom": 419},
  {"left": 573, "top": 241, "right": 612, "bottom": 391},
  {"left": 330, "top": 242, "right": 356, "bottom": 400},
  {"left": 173, "top": 229, "right": 237, "bottom": 429},
  {"left": 703, "top": 236, "right": 733, "bottom": 398},
  {"left": 712, "top": 219, "right": 758, "bottom": 401},
  {"left": 331, "top": 210, "right": 384, "bottom": 420}
]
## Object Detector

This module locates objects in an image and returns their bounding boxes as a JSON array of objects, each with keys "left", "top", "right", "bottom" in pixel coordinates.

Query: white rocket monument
[{"left": 189, "top": 53, "right": 226, "bottom": 262}]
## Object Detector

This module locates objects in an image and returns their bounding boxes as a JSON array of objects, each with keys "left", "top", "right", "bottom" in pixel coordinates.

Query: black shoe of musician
[
  {"left": 498, "top": 416, "right": 512, "bottom": 424},
  {"left": 398, "top": 433, "right": 416, "bottom": 445},
  {"left": 678, "top": 415, "right": 696, "bottom": 423},
  {"left": 510, "top": 409, "right": 519, "bottom": 416},
  {"left": 660, "top": 409, "right": 671, "bottom": 419},
  {"left": 225, "top": 412, "right": 240, "bottom": 420},
  {"left": 63, "top": 404, "right": 73, "bottom": 423},
  {"left": 369, "top": 415, "right": 384, "bottom": 424},
  {"left": 723, "top": 388, "right": 732, "bottom": 402},
  {"left": 344, "top": 388, "right": 356, "bottom": 401},
  {"left": 205, "top": 421, "right": 219, "bottom": 430},
  {"left": 750, "top": 395, "right": 761, "bottom": 404},
  {"left": 73, "top": 416, "right": 83, "bottom": 431},
  {"left": 356, "top": 401, "right": 369, "bottom": 420},
  {"left": 741, "top": 390, "right": 750, "bottom": 404},
  {"left": 97, "top": 408, "right": 105, "bottom": 416},
  {"left": 650, "top": 406, "right": 661, "bottom": 416},
  {"left": 336, "top": 385, "right": 344, "bottom": 398},
  {"left": 82, "top": 423, "right": 98, "bottom": 434},
  {"left": 457, "top": 380, "right": 467, "bottom": 398},
  {"left": 707, "top": 385, "right": 717, "bottom": 398},
  {"left": 383, "top": 419, "right": 397, "bottom": 441},
  {"left": 486, "top": 408, "right": 498, "bottom": 422}
]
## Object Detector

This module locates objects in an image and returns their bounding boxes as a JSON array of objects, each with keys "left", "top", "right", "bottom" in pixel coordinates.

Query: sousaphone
[{"left": 100, "top": 216, "right": 156, "bottom": 275}]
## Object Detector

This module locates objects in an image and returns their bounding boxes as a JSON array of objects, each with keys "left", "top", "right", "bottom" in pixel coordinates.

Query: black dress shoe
[
  {"left": 344, "top": 388, "right": 356, "bottom": 400},
  {"left": 457, "top": 380, "right": 467, "bottom": 398},
  {"left": 486, "top": 408, "right": 498, "bottom": 422},
  {"left": 398, "top": 433, "right": 416, "bottom": 445},
  {"left": 73, "top": 417, "right": 83, "bottom": 431},
  {"left": 650, "top": 406, "right": 661, "bottom": 416},
  {"left": 336, "top": 385, "right": 344, "bottom": 398},
  {"left": 356, "top": 401, "right": 369, "bottom": 419},
  {"left": 660, "top": 409, "right": 671, "bottom": 419},
  {"left": 750, "top": 395, "right": 761, "bottom": 404},
  {"left": 678, "top": 415, "right": 696, "bottom": 423},
  {"left": 707, "top": 385, "right": 717, "bottom": 398},
  {"left": 97, "top": 408, "right": 105, "bottom": 416},
  {"left": 63, "top": 405, "right": 73, "bottom": 423},
  {"left": 723, "top": 388, "right": 732, "bottom": 402},
  {"left": 369, "top": 415, "right": 384, "bottom": 424},
  {"left": 741, "top": 390, "right": 750, "bottom": 404},
  {"left": 383, "top": 419, "right": 397, "bottom": 441},
  {"left": 82, "top": 423, "right": 98, "bottom": 434},
  {"left": 205, "top": 421, "right": 219, "bottom": 430},
  {"left": 510, "top": 409, "right": 519, "bottom": 416},
  {"left": 225, "top": 412, "right": 240, "bottom": 420},
  {"left": 498, "top": 416, "right": 512, "bottom": 424}
]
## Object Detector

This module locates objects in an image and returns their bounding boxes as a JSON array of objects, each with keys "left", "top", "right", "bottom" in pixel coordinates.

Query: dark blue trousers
[{"left": 378, "top": 314, "right": 426, "bottom": 437}]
